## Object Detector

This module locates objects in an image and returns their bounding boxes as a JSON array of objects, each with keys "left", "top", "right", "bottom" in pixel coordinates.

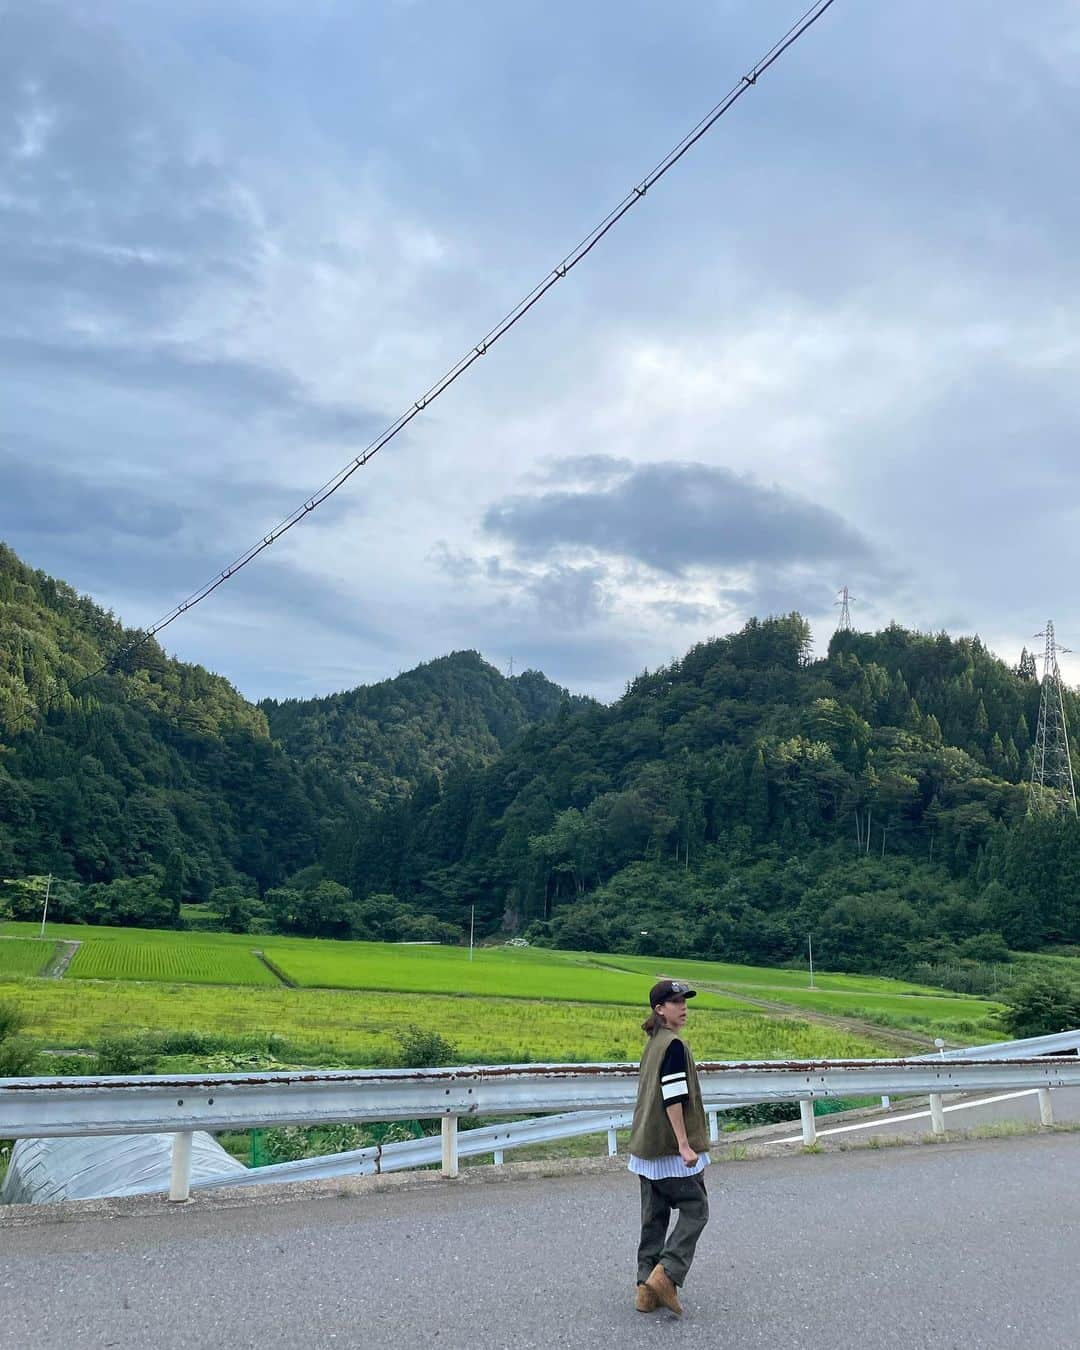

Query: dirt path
[
  {"left": 41, "top": 940, "right": 80, "bottom": 979},
  {"left": 694, "top": 982, "right": 943, "bottom": 1054},
  {"left": 588, "top": 957, "right": 942, "bottom": 1053},
  {"left": 252, "top": 949, "right": 294, "bottom": 987},
  {"left": 591, "top": 961, "right": 955, "bottom": 1053}
]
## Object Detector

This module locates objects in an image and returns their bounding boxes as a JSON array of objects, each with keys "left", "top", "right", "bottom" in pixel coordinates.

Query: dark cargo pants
[{"left": 636, "top": 1171, "right": 709, "bottom": 1287}]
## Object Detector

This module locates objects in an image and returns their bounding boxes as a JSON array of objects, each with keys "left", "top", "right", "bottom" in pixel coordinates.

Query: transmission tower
[
  {"left": 835, "top": 586, "right": 855, "bottom": 633},
  {"left": 1029, "top": 620, "right": 1077, "bottom": 816}
]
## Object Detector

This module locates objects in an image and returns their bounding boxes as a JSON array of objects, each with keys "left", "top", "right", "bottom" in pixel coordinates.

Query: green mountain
[
  {"left": 339, "top": 614, "right": 1080, "bottom": 975},
  {"left": 260, "top": 652, "right": 585, "bottom": 807},
  {"left": 0, "top": 545, "right": 576, "bottom": 918},
  {"left": 0, "top": 542, "right": 347, "bottom": 908},
  {"left": 4, "top": 542, "right": 1078, "bottom": 978}
]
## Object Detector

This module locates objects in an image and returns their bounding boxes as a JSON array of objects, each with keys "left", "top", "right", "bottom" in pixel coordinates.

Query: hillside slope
[
  {"left": 261, "top": 652, "right": 585, "bottom": 806},
  {"left": 0, "top": 542, "right": 349, "bottom": 900},
  {"left": 0, "top": 544, "right": 581, "bottom": 909},
  {"left": 340, "top": 615, "right": 1080, "bottom": 971}
]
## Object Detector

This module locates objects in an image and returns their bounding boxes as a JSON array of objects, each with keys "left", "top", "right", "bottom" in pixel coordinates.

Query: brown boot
[
  {"left": 644, "top": 1263, "right": 683, "bottom": 1317},
  {"left": 635, "top": 1283, "right": 659, "bottom": 1313}
]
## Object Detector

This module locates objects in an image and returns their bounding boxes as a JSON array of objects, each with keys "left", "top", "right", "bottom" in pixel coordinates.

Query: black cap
[{"left": 649, "top": 979, "right": 697, "bottom": 1007}]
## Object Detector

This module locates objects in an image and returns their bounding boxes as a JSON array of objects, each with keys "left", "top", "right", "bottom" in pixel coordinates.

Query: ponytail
[{"left": 641, "top": 1010, "right": 663, "bottom": 1035}]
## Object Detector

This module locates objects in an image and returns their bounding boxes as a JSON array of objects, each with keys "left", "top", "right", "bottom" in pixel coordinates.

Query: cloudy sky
[{"left": 3, "top": 1, "right": 1079, "bottom": 701}]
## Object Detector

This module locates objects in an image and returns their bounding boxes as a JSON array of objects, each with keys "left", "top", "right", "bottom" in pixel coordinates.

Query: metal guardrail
[
  {"left": 3, "top": 1029, "right": 1078, "bottom": 1203},
  {"left": 928, "top": 1029, "right": 1080, "bottom": 1060}
]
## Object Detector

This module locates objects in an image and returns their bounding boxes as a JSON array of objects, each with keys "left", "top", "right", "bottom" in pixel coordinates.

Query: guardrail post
[
  {"left": 169, "top": 1131, "right": 193, "bottom": 1202},
  {"left": 799, "top": 1099, "right": 816, "bottom": 1146},
  {"left": 1038, "top": 1088, "right": 1054, "bottom": 1126},
  {"left": 880, "top": 1095, "right": 891, "bottom": 1111},
  {"left": 441, "top": 1115, "right": 459, "bottom": 1178},
  {"left": 493, "top": 1149, "right": 504, "bottom": 1166},
  {"left": 929, "top": 1093, "right": 946, "bottom": 1135},
  {"left": 607, "top": 1128, "right": 618, "bottom": 1156},
  {"left": 707, "top": 1109, "right": 719, "bottom": 1143}
]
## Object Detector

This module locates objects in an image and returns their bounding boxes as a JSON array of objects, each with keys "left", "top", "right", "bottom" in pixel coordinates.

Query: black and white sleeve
[{"left": 659, "top": 1039, "right": 689, "bottom": 1107}]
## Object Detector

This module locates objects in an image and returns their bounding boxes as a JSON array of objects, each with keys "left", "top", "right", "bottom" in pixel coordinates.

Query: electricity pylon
[
  {"left": 1029, "top": 620, "right": 1077, "bottom": 817},
  {"left": 835, "top": 586, "right": 855, "bottom": 633}
]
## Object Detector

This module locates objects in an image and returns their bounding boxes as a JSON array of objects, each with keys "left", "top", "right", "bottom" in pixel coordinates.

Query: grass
[
  {"left": 0, "top": 919, "right": 1008, "bottom": 1051},
  {"left": 0, "top": 937, "right": 58, "bottom": 978},
  {"left": 66, "top": 940, "right": 279, "bottom": 987},
  {"left": 586, "top": 952, "right": 965, "bottom": 998},
  {"left": 714, "top": 986, "right": 1003, "bottom": 1039},
  {"left": 584, "top": 953, "right": 1003, "bottom": 1040},
  {"left": 2, "top": 977, "right": 892, "bottom": 1064}
]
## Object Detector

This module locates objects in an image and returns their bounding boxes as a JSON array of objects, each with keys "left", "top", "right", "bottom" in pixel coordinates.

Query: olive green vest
[{"left": 628, "top": 1027, "right": 709, "bottom": 1158}]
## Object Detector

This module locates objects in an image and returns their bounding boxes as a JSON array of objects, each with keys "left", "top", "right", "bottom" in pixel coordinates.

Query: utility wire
[{"left": 83, "top": 0, "right": 839, "bottom": 685}]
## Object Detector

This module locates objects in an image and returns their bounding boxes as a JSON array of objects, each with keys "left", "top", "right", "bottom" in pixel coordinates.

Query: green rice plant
[
  {"left": 0, "top": 937, "right": 57, "bottom": 978},
  {"left": 258, "top": 940, "right": 742, "bottom": 1009},
  {"left": 66, "top": 941, "right": 279, "bottom": 986}
]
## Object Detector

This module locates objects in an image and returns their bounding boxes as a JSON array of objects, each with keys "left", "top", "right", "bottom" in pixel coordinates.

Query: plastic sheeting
[{"left": 1, "top": 1131, "right": 247, "bottom": 1204}]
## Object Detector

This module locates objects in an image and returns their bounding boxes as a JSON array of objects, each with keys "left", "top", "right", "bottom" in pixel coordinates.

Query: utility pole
[
  {"left": 1029, "top": 621, "right": 1077, "bottom": 816},
  {"left": 808, "top": 934, "right": 815, "bottom": 989},
  {"left": 835, "top": 586, "right": 855, "bottom": 634},
  {"left": 469, "top": 904, "right": 475, "bottom": 962},
  {"left": 39, "top": 873, "right": 53, "bottom": 939}
]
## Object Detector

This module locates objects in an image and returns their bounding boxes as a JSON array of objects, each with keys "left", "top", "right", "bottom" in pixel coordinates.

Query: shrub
[
  {"left": 95, "top": 1033, "right": 159, "bottom": 1075},
  {"left": 0, "top": 1001, "right": 26, "bottom": 1043},
  {"left": 0, "top": 1000, "right": 37, "bottom": 1076},
  {"left": 394, "top": 1025, "right": 457, "bottom": 1068},
  {"left": 1001, "top": 973, "right": 1080, "bottom": 1038}
]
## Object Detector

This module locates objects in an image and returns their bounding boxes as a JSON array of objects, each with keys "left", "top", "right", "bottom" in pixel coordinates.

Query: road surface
[{"left": 2, "top": 1132, "right": 1078, "bottom": 1349}]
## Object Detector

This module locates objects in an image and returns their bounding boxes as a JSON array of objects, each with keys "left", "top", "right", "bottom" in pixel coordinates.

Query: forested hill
[
  {"left": 339, "top": 615, "right": 1080, "bottom": 973},
  {"left": 261, "top": 653, "right": 585, "bottom": 806},
  {"left": 0, "top": 541, "right": 348, "bottom": 906},
  {"left": 0, "top": 544, "right": 575, "bottom": 913}
]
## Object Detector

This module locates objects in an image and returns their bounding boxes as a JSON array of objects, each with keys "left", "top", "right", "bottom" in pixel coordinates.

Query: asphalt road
[{"left": 3, "top": 1132, "right": 1079, "bottom": 1350}]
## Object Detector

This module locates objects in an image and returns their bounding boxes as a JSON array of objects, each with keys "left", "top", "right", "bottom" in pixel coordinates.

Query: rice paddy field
[
  {"left": 0, "top": 937, "right": 57, "bottom": 978},
  {"left": 0, "top": 919, "right": 1007, "bottom": 1059},
  {"left": 66, "top": 940, "right": 279, "bottom": 987},
  {"left": 5, "top": 978, "right": 889, "bottom": 1064}
]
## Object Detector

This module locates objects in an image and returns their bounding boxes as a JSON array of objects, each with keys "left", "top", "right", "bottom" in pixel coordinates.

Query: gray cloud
[
  {"left": 537, "top": 454, "right": 634, "bottom": 485},
  {"left": 1, "top": 454, "right": 183, "bottom": 543},
  {"left": 484, "top": 461, "right": 872, "bottom": 575},
  {"left": 525, "top": 562, "right": 609, "bottom": 626},
  {"left": 0, "top": 335, "right": 378, "bottom": 444},
  {"left": 648, "top": 599, "right": 723, "bottom": 626}
]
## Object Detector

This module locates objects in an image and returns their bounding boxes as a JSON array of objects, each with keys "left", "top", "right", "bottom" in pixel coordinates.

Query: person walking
[{"left": 627, "top": 978, "right": 710, "bottom": 1317}]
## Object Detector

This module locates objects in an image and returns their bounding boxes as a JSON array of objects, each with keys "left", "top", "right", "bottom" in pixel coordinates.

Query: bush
[
  {"left": 0, "top": 1037, "right": 37, "bottom": 1076},
  {"left": 95, "top": 1033, "right": 160, "bottom": 1075},
  {"left": 0, "top": 1001, "right": 26, "bottom": 1043},
  {"left": 0, "top": 1000, "right": 37, "bottom": 1076},
  {"left": 394, "top": 1026, "right": 457, "bottom": 1068},
  {"left": 1001, "top": 973, "right": 1080, "bottom": 1038}
]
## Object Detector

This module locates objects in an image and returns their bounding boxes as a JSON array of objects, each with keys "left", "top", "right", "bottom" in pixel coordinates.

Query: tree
[
  {"left": 1001, "top": 973, "right": 1080, "bottom": 1038},
  {"left": 210, "top": 884, "right": 257, "bottom": 934}
]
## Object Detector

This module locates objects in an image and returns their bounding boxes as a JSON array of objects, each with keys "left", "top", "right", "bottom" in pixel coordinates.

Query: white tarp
[{"left": 1, "top": 1131, "right": 246, "bottom": 1204}]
